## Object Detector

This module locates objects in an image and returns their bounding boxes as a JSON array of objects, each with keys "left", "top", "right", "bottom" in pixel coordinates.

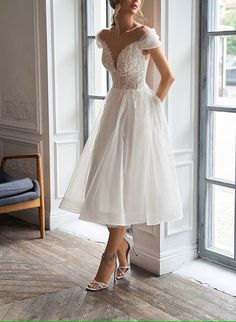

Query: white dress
[{"left": 59, "top": 26, "right": 184, "bottom": 227}]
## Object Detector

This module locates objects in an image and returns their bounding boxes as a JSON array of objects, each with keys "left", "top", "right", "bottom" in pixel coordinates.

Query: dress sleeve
[
  {"left": 95, "top": 30, "right": 103, "bottom": 49},
  {"left": 139, "top": 27, "right": 162, "bottom": 50}
]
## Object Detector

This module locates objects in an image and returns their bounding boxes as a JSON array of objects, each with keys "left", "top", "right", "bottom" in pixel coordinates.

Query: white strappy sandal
[
  {"left": 115, "top": 233, "right": 138, "bottom": 280},
  {"left": 86, "top": 252, "right": 118, "bottom": 291}
]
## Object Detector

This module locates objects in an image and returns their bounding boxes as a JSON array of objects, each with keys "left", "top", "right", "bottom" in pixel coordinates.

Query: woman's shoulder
[
  {"left": 139, "top": 24, "right": 152, "bottom": 32},
  {"left": 97, "top": 28, "right": 113, "bottom": 42},
  {"left": 138, "top": 25, "right": 162, "bottom": 49},
  {"left": 138, "top": 25, "right": 155, "bottom": 37}
]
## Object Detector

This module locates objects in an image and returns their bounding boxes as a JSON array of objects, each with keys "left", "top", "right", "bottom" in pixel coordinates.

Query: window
[
  {"left": 199, "top": 0, "right": 236, "bottom": 269},
  {"left": 82, "top": 0, "right": 112, "bottom": 143}
]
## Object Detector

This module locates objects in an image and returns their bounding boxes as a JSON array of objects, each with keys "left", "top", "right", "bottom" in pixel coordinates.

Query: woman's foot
[
  {"left": 87, "top": 253, "right": 117, "bottom": 290},
  {"left": 116, "top": 237, "right": 130, "bottom": 278}
]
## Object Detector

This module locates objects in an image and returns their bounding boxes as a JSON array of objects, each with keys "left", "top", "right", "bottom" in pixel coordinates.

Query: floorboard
[{"left": 0, "top": 214, "right": 236, "bottom": 320}]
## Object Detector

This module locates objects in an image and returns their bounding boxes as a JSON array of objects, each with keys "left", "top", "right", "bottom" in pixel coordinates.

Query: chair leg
[{"left": 38, "top": 206, "right": 45, "bottom": 238}]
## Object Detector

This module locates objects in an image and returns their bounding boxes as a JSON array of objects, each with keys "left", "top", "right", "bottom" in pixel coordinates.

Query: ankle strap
[{"left": 101, "top": 252, "right": 116, "bottom": 260}]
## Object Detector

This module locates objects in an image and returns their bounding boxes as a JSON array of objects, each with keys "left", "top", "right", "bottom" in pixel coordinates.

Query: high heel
[
  {"left": 115, "top": 232, "right": 138, "bottom": 280},
  {"left": 86, "top": 252, "right": 118, "bottom": 291}
]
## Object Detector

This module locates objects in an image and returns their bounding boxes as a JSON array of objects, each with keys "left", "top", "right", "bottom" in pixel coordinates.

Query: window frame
[
  {"left": 198, "top": 0, "right": 236, "bottom": 270},
  {"left": 81, "top": 0, "right": 112, "bottom": 144}
]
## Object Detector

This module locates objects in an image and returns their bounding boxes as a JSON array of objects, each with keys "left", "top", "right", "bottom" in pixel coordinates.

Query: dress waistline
[{"left": 111, "top": 83, "right": 149, "bottom": 91}]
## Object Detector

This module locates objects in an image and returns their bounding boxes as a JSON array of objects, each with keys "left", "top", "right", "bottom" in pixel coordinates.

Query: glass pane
[
  {"left": 208, "top": 0, "right": 236, "bottom": 32},
  {"left": 88, "top": 99, "right": 104, "bottom": 135},
  {"left": 206, "top": 110, "right": 236, "bottom": 183},
  {"left": 206, "top": 183, "right": 235, "bottom": 257},
  {"left": 87, "top": 0, "right": 107, "bottom": 36},
  {"left": 207, "top": 35, "right": 236, "bottom": 107},
  {"left": 88, "top": 39, "right": 107, "bottom": 96}
]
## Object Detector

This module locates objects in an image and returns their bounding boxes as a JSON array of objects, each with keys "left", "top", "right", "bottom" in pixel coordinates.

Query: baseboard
[
  {"left": 50, "top": 211, "right": 79, "bottom": 229},
  {"left": 159, "top": 243, "right": 198, "bottom": 275},
  {"left": 131, "top": 243, "right": 198, "bottom": 276}
]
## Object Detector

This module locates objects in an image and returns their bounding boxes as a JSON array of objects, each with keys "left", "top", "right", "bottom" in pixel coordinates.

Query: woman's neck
[{"left": 115, "top": 13, "right": 137, "bottom": 36}]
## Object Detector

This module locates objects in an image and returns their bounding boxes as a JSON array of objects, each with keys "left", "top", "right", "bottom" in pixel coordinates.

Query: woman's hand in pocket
[{"left": 153, "top": 93, "right": 162, "bottom": 106}]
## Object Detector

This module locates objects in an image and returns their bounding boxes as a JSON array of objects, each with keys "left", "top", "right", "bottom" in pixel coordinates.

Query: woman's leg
[
  {"left": 87, "top": 226, "right": 127, "bottom": 289},
  {"left": 107, "top": 225, "right": 131, "bottom": 277}
]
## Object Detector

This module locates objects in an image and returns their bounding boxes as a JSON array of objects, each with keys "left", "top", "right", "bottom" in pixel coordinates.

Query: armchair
[{"left": 0, "top": 153, "right": 45, "bottom": 238}]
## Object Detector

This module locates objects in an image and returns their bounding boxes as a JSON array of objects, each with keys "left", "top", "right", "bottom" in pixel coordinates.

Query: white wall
[
  {"left": 0, "top": 0, "right": 50, "bottom": 228},
  {"left": 0, "top": 0, "right": 82, "bottom": 230},
  {"left": 132, "top": 0, "right": 199, "bottom": 274},
  {"left": 46, "top": 0, "right": 83, "bottom": 229}
]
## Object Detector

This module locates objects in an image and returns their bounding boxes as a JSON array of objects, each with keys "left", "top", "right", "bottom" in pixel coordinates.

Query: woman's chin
[{"left": 128, "top": 9, "right": 138, "bottom": 15}]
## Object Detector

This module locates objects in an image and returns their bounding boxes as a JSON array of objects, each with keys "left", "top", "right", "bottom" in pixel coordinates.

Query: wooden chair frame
[{"left": 0, "top": 153, "right": 45, "bottom": 238}]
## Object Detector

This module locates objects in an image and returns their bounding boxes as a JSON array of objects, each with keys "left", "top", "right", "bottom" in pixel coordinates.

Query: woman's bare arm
[{"left": 148, "top": 47, "right": 175, "bottom": 102}]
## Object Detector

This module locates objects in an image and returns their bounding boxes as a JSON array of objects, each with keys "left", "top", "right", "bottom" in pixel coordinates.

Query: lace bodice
[{"left": 95, "top": 27, "right": 162, "bottom": 89}]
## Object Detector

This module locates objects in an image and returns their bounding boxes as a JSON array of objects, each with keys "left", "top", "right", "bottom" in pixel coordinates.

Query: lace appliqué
[{"left": 96, "top": 27, "right": 162, "bottom": 89}]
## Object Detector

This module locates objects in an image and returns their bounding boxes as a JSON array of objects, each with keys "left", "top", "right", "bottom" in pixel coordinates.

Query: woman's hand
[{"left": 153, "top": 93, "right": 162, "bottom": 106}]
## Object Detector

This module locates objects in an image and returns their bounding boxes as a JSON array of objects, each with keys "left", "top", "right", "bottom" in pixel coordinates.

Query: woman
[{"left": 59, "top": 0, "right": 184, "bottom": 291}]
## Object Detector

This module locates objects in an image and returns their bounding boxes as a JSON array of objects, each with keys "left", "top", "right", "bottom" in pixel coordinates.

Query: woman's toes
[
  {"left": 91, "top": 284, "right": 97, "bottom": 289},
  {"left": 88, "top": 282, "right": 97, "bottom": 288}
]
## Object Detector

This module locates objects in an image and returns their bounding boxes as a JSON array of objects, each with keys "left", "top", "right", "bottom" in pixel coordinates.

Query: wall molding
[
  {"left": 33, "top": 0, "right": 43, "bottom": 136},
  {"left": 166, "top": 160, "right": 195, "bottom": 236},
  {"left": 54, "top": 140, "right": 80, "bottom": 199},
  {"left": 0, "top": 0, "right": 42, "bottom": 135},
  {"left": 49, "top": 0, "right": 81, "bottom": 136},
  {"left": 0, "top": 134, "right": 42, "bottom": 146},
  {"left": 165, "top": 0, "right": 196, "bottom": 155}
]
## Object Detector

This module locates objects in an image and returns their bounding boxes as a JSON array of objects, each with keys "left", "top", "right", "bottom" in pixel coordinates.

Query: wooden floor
[{"left": 0, "top": 214, "right": 236, "bottom": 321}]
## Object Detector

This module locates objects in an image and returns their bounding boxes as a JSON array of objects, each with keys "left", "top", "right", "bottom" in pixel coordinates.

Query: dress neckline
[{"left": 97, "top": 27, "right": 154, "bottom": 71}]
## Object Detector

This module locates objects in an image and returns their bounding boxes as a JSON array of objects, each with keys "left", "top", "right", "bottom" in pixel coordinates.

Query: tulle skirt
[{"left": 59, "top": 83, "right": 184, "bottom": 226}]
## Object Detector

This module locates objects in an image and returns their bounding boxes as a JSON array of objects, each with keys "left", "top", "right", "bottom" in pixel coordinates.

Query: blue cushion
[
  {"left": 0, "top": 180, "right": 40, "bottom": 206},
  {"left": 0, "top": 177, "right": 34, "bottom": 198},
  {"left": 0, "top": 169, "right": 33, "bottom": 198}
]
